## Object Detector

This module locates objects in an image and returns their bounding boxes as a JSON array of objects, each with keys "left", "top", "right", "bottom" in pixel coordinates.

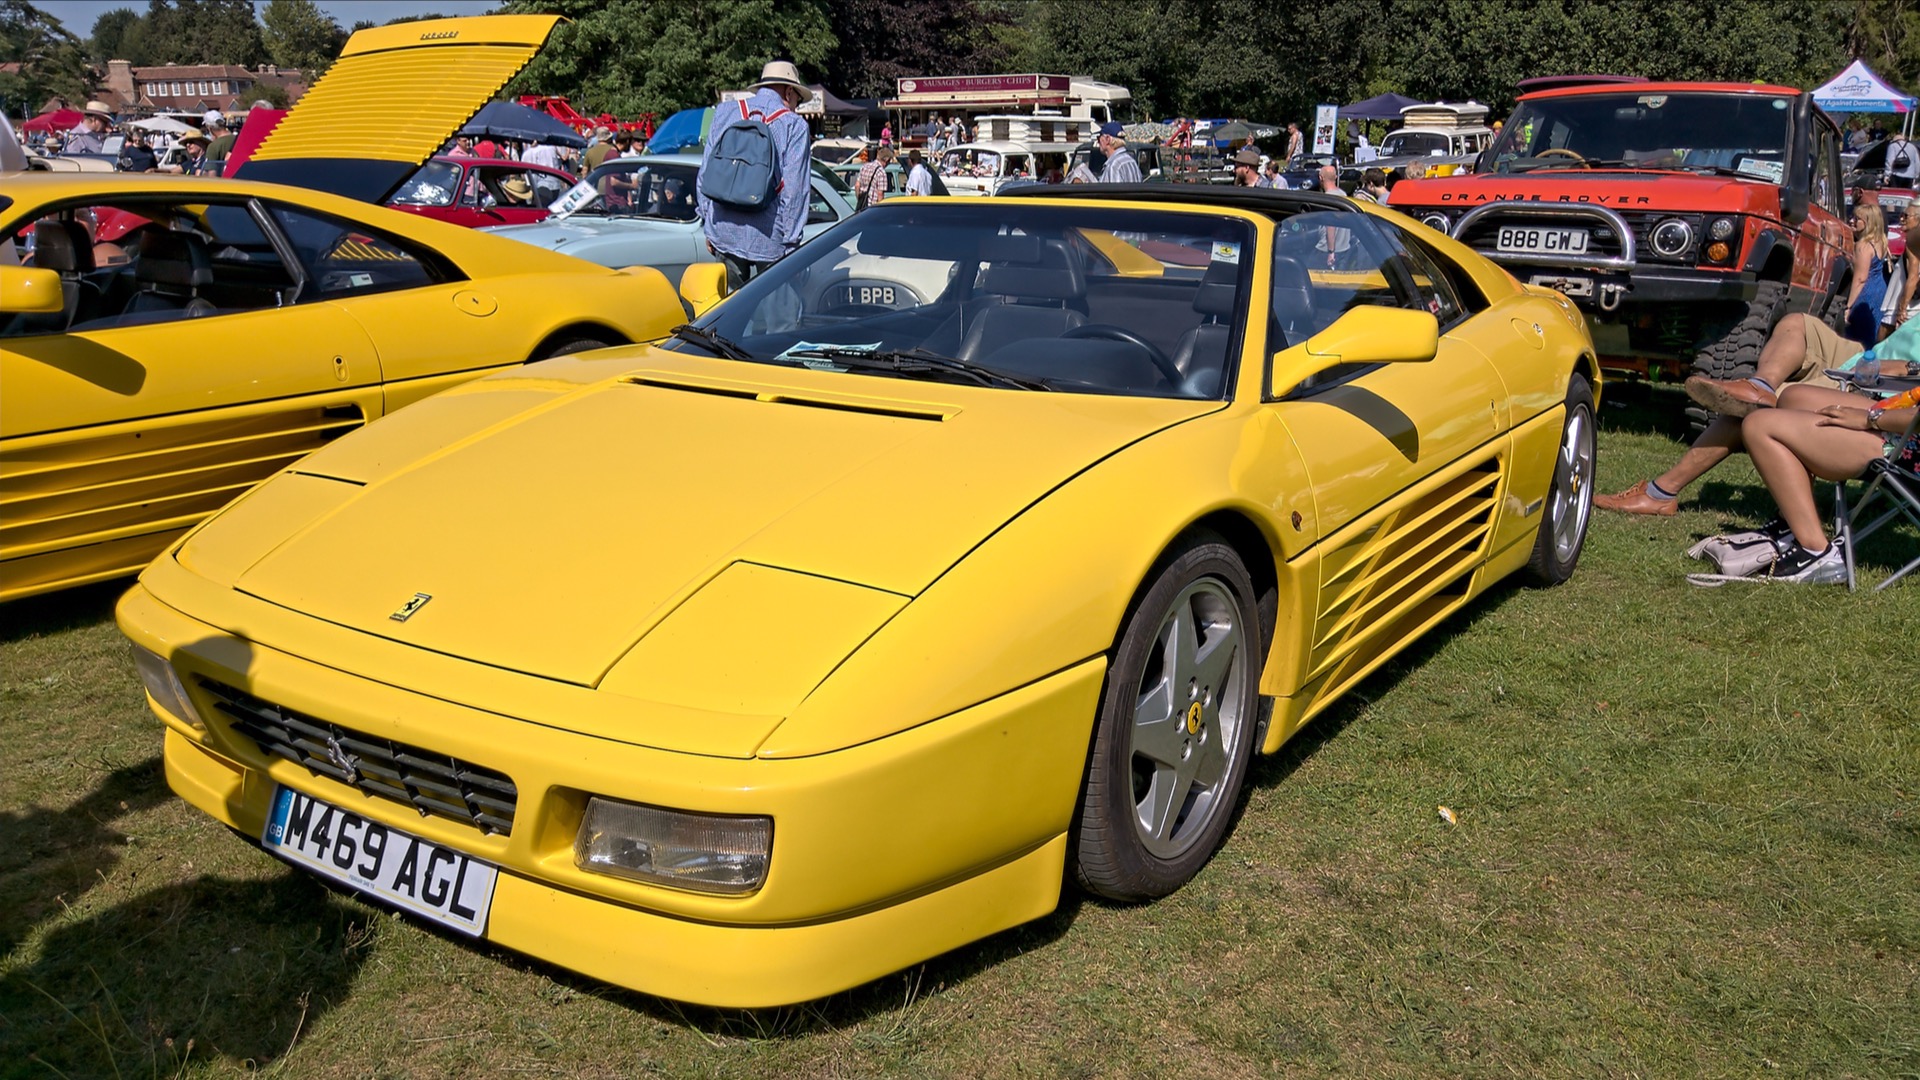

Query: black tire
[
  {"left": 1525, "top": 374, "right": 1596, "bottom": 586},
  {"left": 1818, "top": 285, "right": 1850, "bottom": 337},
  {"left": 1074, "top": 533, "right": 1262, "bottom": 902},
  {"left": 1687, "top": 280, "right": 1787, "bottom": 429},
  {"left": 535, "top": 336, "right": 617, "bottom": 360}
]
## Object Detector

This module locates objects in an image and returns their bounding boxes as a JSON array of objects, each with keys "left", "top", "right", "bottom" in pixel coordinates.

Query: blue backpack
[{"left": 699, "top": 100, "right": 790, "bottom": 210}]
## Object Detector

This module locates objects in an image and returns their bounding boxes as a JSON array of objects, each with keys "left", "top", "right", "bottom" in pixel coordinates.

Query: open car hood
[
  {"left": 180, "top": 354, "right": 1215, "bottom": 688},
  {"left": 234, "top": 14, "right": 561, "bottom": 204}
]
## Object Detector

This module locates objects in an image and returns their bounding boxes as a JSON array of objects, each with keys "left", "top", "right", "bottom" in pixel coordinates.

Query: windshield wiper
[
  {"left": 669, "top": 323, "right": 754, "bottom": 361},
  {"left": 778, "top": 345, "right": 1056, "bottom": 391}
]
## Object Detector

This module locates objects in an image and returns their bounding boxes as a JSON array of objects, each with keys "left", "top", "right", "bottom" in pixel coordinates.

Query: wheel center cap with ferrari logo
[{"left": 1185, "top": 700, "right": 1205, "bottom": 735}]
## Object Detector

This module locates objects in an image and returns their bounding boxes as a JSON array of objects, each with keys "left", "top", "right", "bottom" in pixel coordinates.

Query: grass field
[{"left": 3, "top": 386, "right": 1916, "bottom": 1080}]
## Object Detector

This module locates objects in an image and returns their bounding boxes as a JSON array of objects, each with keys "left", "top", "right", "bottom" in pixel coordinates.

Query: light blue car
[{"left": 481, "top": 154, "right": 856, "bottom": 283}]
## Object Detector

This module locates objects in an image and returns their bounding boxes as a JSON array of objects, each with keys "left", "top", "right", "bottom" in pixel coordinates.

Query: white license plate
[
  {"left": 1497, "top": 226, "right": 1590, "bottom": 254},
  {"left": 840, "top": 284, "right": 899, "bottom": 307},
  {"left": 263, "top": 786, "right": 497, "bottom": 937}
]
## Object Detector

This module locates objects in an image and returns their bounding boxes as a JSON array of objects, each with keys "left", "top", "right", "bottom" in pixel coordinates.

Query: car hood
[
  {"left": 483, "top": 215, "right": 694, "bottom": 251},
  {"left": 1390, "top": 171, "right": 1791, "bottom": 215},
  {"left": 181, "top": 350, "right": 1218, "bottom": 689}
]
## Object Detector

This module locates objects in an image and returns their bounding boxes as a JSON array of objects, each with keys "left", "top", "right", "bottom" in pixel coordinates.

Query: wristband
[{"left": 1867, "top": 406, "right": 1885, "bottom": 432}]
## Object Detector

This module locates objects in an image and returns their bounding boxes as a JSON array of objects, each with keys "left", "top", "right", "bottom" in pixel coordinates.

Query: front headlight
[
  {"left": 1650, "top": 217, "right": 1694, "bottom": 258},
  {"left": 1419, "top": 212, "right": 1453, "bottom": 235},
  {"left": 130, "top": 643, "right": 204, "bottom": 730},
  {"left": 575, "top": 798, "right": 772, "bottom": 895}
]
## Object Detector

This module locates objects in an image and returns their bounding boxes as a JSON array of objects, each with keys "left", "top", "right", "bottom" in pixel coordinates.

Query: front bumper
[
  {"left": 1504, "top": 261, "right": 1757, "bottom": 311},
  {"left": 119, "top": 578, "right": 1102, "bottom": 1007}
]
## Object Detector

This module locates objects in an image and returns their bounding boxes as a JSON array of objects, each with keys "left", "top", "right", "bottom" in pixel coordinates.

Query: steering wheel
[
  {"left": 1534, "top": 147, "right": 1590, "bottom": 168},
  {"left": 1061, "top": 323, "right": 1184, "bottom": 386}
]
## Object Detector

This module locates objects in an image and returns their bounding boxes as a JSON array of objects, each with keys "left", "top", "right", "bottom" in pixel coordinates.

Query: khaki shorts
[{"left": 1790, "top": 314, "right": 1852, "bottom": 392}]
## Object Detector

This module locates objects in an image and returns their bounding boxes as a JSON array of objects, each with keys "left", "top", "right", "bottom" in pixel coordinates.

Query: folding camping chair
[{"left": 1834, "top": 372, "right": 1920, "bottom": 592}]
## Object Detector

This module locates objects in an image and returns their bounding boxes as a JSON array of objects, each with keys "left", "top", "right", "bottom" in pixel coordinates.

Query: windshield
[
  {"left": 1381, "top": 131, "right": 1450, "bottom": 157},
  {"left": 391, "top": 160, "right": 460, "bottom": 207},
  {"left": 668, "top": 203, "right": 1256, "bottom": 399},
  {"left": 812, "top": 144, "right": 864, "bottom": 166},
  {"left": 580, "top": 160, "right": 698, "bottom": 220},
  {"left": 1486, "top": 91, "right": 1793, "bottom": 177}
]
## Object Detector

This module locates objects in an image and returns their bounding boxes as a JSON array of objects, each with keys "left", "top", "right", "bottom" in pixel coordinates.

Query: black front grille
[{"left": 199, "top": 678, "right": 518, "bottom": 836}]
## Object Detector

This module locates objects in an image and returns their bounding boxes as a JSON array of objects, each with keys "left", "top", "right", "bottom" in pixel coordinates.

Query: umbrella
[
  {"left": 1340, "top": 92, "right": 1422, "bottom": 120},
  {"left": 20, "top": 108, "right": 81, "bottom": 134},
  {"left": 459, "top": 100, "right": 589, "bottom": 148},
  {"left": 132, "top": 116, "right": 191, "bottom": 134},
  {"left": 1205, "top": 121, "right": 1282, "bottom": 145},
  {"left": 646, "top": 106, "right": 712, "bottom": 155}
]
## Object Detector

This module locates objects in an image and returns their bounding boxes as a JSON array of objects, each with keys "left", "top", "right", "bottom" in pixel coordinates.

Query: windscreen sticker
[
  {"left": 1637, "top": 95, "right": 1668, "bottom": 108},
  {"left": 1735, "top": 157, "right": 1786, "bottom": 184},
  {"left": 1211, "top": 241, "right": 1241, "bottom": 264}
]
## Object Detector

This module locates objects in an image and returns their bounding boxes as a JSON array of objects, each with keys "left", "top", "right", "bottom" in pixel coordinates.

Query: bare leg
[
  {"left": 1777, "top": 383, "right": 1864, "bottom": 413},
  {"left": 1741, "top": 407, "right": 1886, "bottom": 550},
  {"left": 1752, "top": 312, "right": 1810, "bottom": 389},
  {"left": 1653, "top": 415, "right": 1741, "bottom": 493}
]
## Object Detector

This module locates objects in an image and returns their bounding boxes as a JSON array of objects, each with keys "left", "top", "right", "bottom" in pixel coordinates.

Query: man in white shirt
[
  {"left": 1885, "top": 132, "right": 1917, "bottom": 190},
  {"left": 905, "top": 150, "right": 933, "bottom": 196}
]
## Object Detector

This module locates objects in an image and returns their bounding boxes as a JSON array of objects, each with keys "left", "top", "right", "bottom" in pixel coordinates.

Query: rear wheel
[
  {"left": 535, "top": 336, "right": 619, "bottom": 360},
  {"left": 1074, "top": 534, "right": 1261, "bottom": 901},
  {"left": 1525, "top": 373, "right": 1596, "bottom": 585}
]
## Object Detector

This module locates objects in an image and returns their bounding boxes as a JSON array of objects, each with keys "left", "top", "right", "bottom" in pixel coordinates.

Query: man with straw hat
[
  {"left": 696, "top": 59, "right": 814, "bottom": 287},
  {"left": 67, "top": 101, "right": 114, "bottom": 154},
  {"left": 162, "top": 127, "right": 211, "bottom": 174}
]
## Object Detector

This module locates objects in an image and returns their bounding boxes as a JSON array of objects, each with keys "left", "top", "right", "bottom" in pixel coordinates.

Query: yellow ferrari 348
[
  {"left": 0, "top": 14, "right": 682, "bottom": 602},
  {"left": 118, "top": 187, "right": 1600, "bottom": 1007}
]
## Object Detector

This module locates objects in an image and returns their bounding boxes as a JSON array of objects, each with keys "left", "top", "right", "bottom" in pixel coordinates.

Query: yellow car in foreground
[
  {"left": 118, "top": 187, "right": 1599, "bottom": 1007},
  {"left": 0, "top": 14, "right": 687, "bottom": 602}
]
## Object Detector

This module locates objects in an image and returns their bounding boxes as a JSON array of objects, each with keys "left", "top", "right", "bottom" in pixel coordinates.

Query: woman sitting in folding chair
[{"left": 1721, "top": 382, "right": 1920, "bottom": 584}]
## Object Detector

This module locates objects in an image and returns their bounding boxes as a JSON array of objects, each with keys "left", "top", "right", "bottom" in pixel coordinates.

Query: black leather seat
[
  {"left": 1169, "top": 260, "right": 1241, "bottom": 396},
  {"left": 958, "top": 235, "right": 1087, "bottom": 361},
  {"left": 15, "top": 219, "right": 97, "bottom": 333},
  {"left": 123, "top": 230, "right": 216, "bottom": 319},
  {"left": 1271, "top": 255, "right": 1314, "bottom": 338}
]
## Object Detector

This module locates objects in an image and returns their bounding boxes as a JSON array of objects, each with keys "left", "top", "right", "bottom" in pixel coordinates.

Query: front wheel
[
  {"left": 1525, "top": 373, "right": 1596, "bottom": 585},
  {"left": 1074, "top": 534, "right": 1261, "bottom": 901}
]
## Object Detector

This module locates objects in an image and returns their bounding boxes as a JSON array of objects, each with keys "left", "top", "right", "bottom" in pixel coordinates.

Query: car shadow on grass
[
  {"left": 0, "top": 578, "right": 130, "bottom": 644},
  {"left": 1595, "top": 380, "right": 1695, "bottom": 442},
  {"left": 0, "top": 873, "right": 372, "bottom": 1076},
  {"left": 1, "top": 630, "right": 370, "bottom": 1074}
]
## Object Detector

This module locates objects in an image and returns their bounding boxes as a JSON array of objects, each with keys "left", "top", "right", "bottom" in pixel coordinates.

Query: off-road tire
[{"left": 1687, "top": 280, "right": 1787, "bottom": 430}]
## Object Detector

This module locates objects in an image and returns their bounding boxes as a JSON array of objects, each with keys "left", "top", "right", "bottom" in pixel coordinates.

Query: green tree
[
  {"left": 88, "top": 7, "right": 146, "bottom": 62},
  {"left": 260, "top": 0, "right": 342, "bottom": 79},
  {"left": 501, "top": 0, "right": 836, "bottom": 117},
  {"left": 0, "top": 0, "right": 91, "bottom": 113},
  {"left": 141, "top": 0, "right": 265, "bottom": 67},
  {"left": 824, "top": 0, "right": 1013, "bottom": 100}
]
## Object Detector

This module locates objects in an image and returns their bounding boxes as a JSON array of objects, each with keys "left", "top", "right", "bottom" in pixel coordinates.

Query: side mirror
[
  {"left": 679, "top": 260, "right": 730, "bottom": 318},
  {"left": 1269, "top": 306, "right": 1440, "bottom": 397},
  {"left": 0, "top": 265, "right": 65, "bottom": 314}
]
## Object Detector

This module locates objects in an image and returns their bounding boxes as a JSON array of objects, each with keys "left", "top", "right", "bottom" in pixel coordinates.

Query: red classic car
[{"left": 385, "top": 155, "right": 578, "bottom": 228}]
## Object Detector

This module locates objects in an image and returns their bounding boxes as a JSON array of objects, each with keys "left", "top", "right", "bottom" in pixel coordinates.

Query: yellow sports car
[
  {"left": 0, "top": 14, "right": 683, "bottom": 602},
  {"left": 118, "top": 187, "right": 1600, "bottom": 1007}
]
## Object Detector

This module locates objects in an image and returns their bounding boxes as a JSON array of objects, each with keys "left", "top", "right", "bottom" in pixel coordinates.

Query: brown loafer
[
  {"left": 1685, "top": 376, "right": 1776, "bottom": 418},
  {"left": 1593, "top": 480, "right": 1678, "bottom": 516}
]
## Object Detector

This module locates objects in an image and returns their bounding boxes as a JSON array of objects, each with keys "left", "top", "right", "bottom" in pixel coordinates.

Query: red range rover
[{"left": 1389, "top": 82, "right": 1852, "bottom": 409}]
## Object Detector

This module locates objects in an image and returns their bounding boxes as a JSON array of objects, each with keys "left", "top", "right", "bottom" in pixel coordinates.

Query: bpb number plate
[
  {"left": 263, "top": 786, "right": 498, "bottom": 937},
  {"left": 1496, "top": 226, "right": 1590, "bottom": 254}
]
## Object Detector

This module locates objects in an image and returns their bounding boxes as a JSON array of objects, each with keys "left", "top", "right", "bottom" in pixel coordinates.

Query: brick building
[{"left": 95, "top": 59, "right": 308, "bottom": 115}]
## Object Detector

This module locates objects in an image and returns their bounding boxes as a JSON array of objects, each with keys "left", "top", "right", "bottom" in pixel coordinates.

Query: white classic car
[{"left": 482, "top": 155, "right": 857, "bottom": 284}]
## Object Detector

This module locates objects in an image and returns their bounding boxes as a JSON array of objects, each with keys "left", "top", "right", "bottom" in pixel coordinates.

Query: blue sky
[{"left": 42, "top": 1, "right": 502, "bottom": 37}]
